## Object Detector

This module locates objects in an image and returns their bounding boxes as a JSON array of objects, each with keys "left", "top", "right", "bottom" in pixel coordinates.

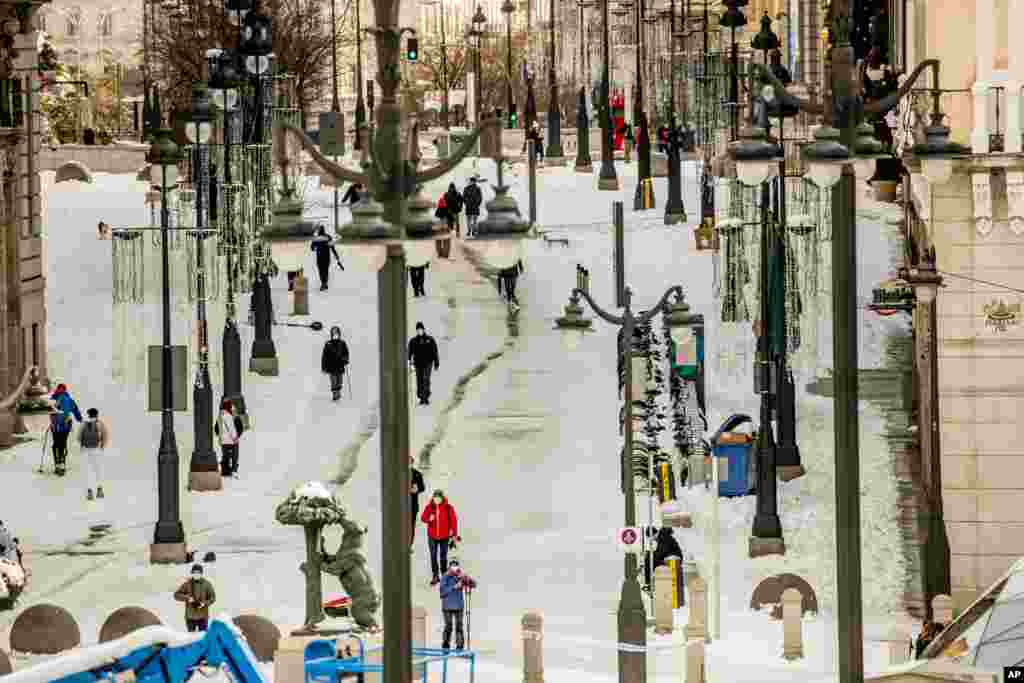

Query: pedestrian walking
[
  {"left": 342, "top": 182, "right": 364, "bottom": 205},
  {"left": 410, "top": 456, "right": 425, "bottom": 551},
  {"left": 408, "top": 322, "right": 440, "bottom": 406},
  {"left": 49, "top": 383, "right": 82, "bottom": 477},
  {"left": 435, "top": 193, "right": 450, "bottom": 232},
  {"left": 97, "top": 221, "right": 109, "bottom": 239},
  {"left": 421, "top": 489, "right": 459, "bottom": 585},
  {"left": 78, "top": 407, "right": 110, "bottom": 501},
  {"left": 443, "top": 183, "right": 464, "bottom": 237},
  {"left": 215, "top": 399, "right": 243, "bottom": 476},
  {"left": 321, "top": 326, "right": 350, "bottom": 401},
  {"left": 528, "top": 123, "right": 544, "bottom": 162},
  {"left": 621, "top": 123, "right": 635, "bottom": 162},
  {"left": 409, "top": 263, "right": 429, "bottom": 297},
  {"left": 643, "top": 526, "right": 685, "bottom": 598},
  {"left": 0, "top": 521, "right": 14, "bottom": 563},
  {"left": 174, "top": 564, "right": 217, "bottom": 632},
  {"left": 462, "top": 177, "right": 483, "bottom": 237},
  {"left": 439, "top": 558, "right": 476, "bottom": 651},
  {"left": 311, "top": 225, "right": 343, "bottom": 291}
]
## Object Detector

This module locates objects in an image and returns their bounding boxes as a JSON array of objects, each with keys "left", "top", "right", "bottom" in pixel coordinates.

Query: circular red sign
[{"left": 621, "top": 528, "right": 638, "bottom": 545}]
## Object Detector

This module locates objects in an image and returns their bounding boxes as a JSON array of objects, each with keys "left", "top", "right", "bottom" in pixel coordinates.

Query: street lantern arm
[
  {"left": 863, "top": 59, "right": 939, "bottom": 116},
  {"left": 280, "top": 122, "right": 369, "bottom": 186},
  {"left": 414, "top": 117, "right": 503, "bottom": 183},
  {"left": 573, "top": 287, "right": 626, "bottom": 326},
  {"left": 635, "top": 285, "right": 685, "bottom": 325},
  {"left": 749, "top": 64, "right": 824, "bottom": 116}
]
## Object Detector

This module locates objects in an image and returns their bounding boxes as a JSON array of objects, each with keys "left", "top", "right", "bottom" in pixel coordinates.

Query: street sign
[
  {"left": 616, "top": 526, "right": 641, "bottom": 553},
  {"left": 319, "top": 111, "right": 345, "bottom": 157}
]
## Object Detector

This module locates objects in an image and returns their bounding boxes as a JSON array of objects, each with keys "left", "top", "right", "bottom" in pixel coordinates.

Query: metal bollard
[
  {"left": 292, "top": 271, "right": 309, "bottom": 316},
  {"left": 522, "top": 611, "right": 544, "bottom": 683}
]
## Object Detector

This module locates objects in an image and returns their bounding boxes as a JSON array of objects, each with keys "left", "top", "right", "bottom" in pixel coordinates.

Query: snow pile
[
  {"left": 0, "top": 558, "right": 25, "bottom": 590},
  {"left": 293, "top": 481, "right": 334, "bottom": 501}
]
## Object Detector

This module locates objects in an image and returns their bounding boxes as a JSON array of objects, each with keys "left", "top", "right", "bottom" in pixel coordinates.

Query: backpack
[
  {"left": 51, "top": 411, "right": 71, "bottom": 434},
  {"left": 80, "top": 421, "right": 100, "bottom": 448}
]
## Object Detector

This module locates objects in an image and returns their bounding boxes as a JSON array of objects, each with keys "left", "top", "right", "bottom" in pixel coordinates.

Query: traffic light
[
  {"left": 509, "top": 108, "right": 518, "bottom": 129},
  {"left": 406, "top": 37, "right": 418, "bottom": 62}
]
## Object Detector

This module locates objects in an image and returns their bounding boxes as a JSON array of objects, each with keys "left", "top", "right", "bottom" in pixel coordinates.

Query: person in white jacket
[
  {"left": 215, "top": 399, "right": 242, "bottom": 477},
  {"left": 78, "top": 408, "right": 110, "bottom": 501}
]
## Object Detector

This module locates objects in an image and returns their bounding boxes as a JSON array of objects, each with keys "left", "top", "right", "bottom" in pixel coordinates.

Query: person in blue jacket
[
  {"left": 49, "top": 383, "right": 82, "bottom": 476},
  {"left": 439, "top": 558, "right": 476, "bottom": 651}
]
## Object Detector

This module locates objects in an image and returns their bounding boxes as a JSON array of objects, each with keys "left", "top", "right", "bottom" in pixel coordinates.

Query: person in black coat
[
  {"left": 408, "top": 321, "right": 440, "bottom": 406},
  {"left": 310, "top": 225, "right": 343, "bottom": 291},
  {"left": 342, "top": 182, "right": 364, "bottom": 205},
  {"left": 643, "top": 526, "right": 685, "bottom": 600},
  {"left": 410, "top": 263, "right": 429, "bottom": 298},
  {"left": 443, "top": 183, "right": 464, "bottom": 237},
  {"left": 321, "top": 326, "right": 350, "bottom": 401},
  {"left": 462, "top": 177, "right": 483, "bottom": 237},
  {"left": 410, "top": 455, "right": 426, "bottom": 550}
]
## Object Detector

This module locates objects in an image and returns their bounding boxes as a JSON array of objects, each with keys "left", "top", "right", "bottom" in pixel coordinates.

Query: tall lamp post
[
  {"left": 330, "top": 0, "right": 340, "bottom": 113},
  {"left": 184, "top": 83, "right": 222, "bottom": 493},
  {"left": 354, "top": 0, "right": 366, "bottom": 149},
  {"left": 468, "top": 5, "right": 487, "bottom": 124},
  {"left": 149, "top": 126, "right": 188, "bottom": 564},
  {"left": 746, "top": 1, "right": 963, "bottom": 676},
  {"left": 629, "top": 0, "right": 654, "bottom": 210},
  {"left": 596, "top": 0, "right": 618, "bottom": 190},
  {"left": 280, "top": 9, "right": 502, "bottom": 677},
  {"left": 662, "top": 0, "right": 685, "bottom": 224},
  {"left": 422, "top": 0, "right": 451, "bottom": 130},
  {"left": 502, "top": 0, "right": 516, "bottom": 129},
  {"left": 207, "top": 49, "right": 248, "bottom": 426},
  {"left": 556, "top": 282, "right": 692, "bottom": 683},
  {"left": 544, "top": 0, "right": 564, "bottom": 160}
]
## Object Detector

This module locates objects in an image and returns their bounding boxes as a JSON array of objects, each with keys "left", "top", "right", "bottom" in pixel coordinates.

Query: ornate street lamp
[
  {"left": 148, "top": 126, "right": 188, "bottom": 564},
  {"left": 354, "top": 0, "right": 366, "bottom": 147},
  {"left": 662, "top": 0, "right": 685, "bottom": 224},
  {"left": 556, "top": 282, "right": 690, "bottom": 683},
  {"left": 596, "top": 0, "right": 619, "bottom": 190},
  {"left": 575, "top": 86, "right": 593, "bottom": 172},
  {"left": 183, "top": 83, "right": 222, "bottom": 493},
  {"left": 545, "top": 0, "right": 565, "bottom": 161},
  {"left": 631, "top": 0, "right": 655, "bottom": 211},
  {"left": 502, "top": 0, "right": 516, "bottom": 129},
  {"left": 719, "top": 0, "right": 746, "bottom": 141},
  {"left": 468, "top": 5, "right": 487, "bottom": 124},
  {"left": 207, "top": 48, "right": 249, "bottom": 425}
]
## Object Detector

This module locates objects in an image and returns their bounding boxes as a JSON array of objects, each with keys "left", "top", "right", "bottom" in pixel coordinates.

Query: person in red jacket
[{"left": 421, "top": 489, "right": 460, "bottom": 585}]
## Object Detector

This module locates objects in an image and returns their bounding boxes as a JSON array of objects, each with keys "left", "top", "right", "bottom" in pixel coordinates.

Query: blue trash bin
[{"left": 710, "top": 414, "right": 754, "bottom": 497}]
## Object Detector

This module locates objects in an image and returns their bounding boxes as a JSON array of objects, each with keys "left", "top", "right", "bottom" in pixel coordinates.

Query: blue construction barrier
[
  {"left": 305, "top": 635, "right": 476, "bottom": 683},
  {"left": 710, "top": 413, "right": 754, "bottom": 497}
]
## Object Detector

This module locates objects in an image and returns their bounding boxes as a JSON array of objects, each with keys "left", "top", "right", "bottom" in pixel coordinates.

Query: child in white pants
[{"left": 78, "top": 407, "right": 110, "bottom": 501}]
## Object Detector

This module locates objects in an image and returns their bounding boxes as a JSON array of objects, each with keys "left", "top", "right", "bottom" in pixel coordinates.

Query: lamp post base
[
  {"left": 250, "top": 356, "right": 280, "bottom": 376},
  {"left": 664, "top": 204, "right": 687, "bottom": 225},
  {"left": 575, "top": 161, "right": 593, "bottom": 173},
  {"left": 748, "top": 536, "right": 786, "bottom": 558},
  {"left": 777, "top": 463, "right": 807, "bottom": 482},
  {"left": 188, "top": 470, "right": 223, "bottom": 492},
  {"left": 598, "top": 175, "right": 620, "bottom": 191},
  {"left": 150, "top": 541, "right": 188, "bottom": 564},
  {"left": 543, "top": 155, "right": 567, "bottom": 167}
]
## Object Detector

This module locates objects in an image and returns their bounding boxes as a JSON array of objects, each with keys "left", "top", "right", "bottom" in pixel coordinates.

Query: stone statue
[{"left": 275, "top": 482, "right": 380, "bottom": 633}]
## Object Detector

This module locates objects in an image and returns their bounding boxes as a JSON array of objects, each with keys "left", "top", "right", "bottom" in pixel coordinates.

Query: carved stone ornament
[
  {"left": 1006, "top": 171, "right": 1024, "bottom": 236},
  {"left": 984, "top": 299, "right": 1021, "bottom": 333},
  {"left": 972, "top": 171, "right": 993, "bottom": 238}
]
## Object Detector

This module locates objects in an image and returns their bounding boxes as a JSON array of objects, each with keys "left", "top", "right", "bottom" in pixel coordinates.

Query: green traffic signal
[{"left": 406, "top": 37, "right": 418, "bottom": 62}]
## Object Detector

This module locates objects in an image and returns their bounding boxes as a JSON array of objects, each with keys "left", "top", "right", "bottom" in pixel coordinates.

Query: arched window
[{"left": 65, "top": 7, "right": 81, "bottom": 37}]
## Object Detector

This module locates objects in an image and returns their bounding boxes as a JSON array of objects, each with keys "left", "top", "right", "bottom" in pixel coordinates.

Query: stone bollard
[
  {"left": 654, "top": 565, "right": 674, "bottom": 635},
  {"left": 413, "top": 606, "right": 428, "bottom": 679},
  {"left": 781, "top": 587, "right": 804, "bottom": 660},
  {"left": 293, "top": 271, "right": 310, "bottom": 316},
  {"left": 685, "top": 640, "right": 705, "bottom": 683},
  {"left": 523, "top": 611, "right": 544, "bottom": 683},
  {"left": 932, "top": 594, "right": 954, "bottom": 626},
  {"left": 685, "top": 576, "right": 707, "bottom": 641},
  {"left": 884, "top": 626, "right": 911, "bottom": 666}
]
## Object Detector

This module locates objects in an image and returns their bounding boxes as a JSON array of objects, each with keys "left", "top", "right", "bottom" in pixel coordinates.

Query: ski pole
[
  {"left": 347, "top": 371, "right": 353, "bottom": 399},
  {"left": 466, "top": 589, "right": 471, "bottom": 650}
]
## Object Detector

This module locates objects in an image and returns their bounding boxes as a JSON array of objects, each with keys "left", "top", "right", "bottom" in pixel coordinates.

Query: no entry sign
[{"left": 616, "top": 526, "right": 641, "bottom": 553}]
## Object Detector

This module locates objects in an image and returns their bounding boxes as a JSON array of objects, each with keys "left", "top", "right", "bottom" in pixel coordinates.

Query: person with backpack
[
  {"left": 321, "top": 326, "right": 350, "bottom": 401},
  {"left": 310, "top": 225, "right": 343, "bottom": 291},
  {"left": 49, "top": 383, "right": 82, "bottom": 476},
  {"left": 443, "top": 183, "right": 464, "bottom": 237},
  {"left": 78, "top": 407, "right": 110, "bottom": 501},
  {"left": 462, "top": 177, "right": 483, "bottom": 238},
  {"left": 214, "top": 399, "right": 244, "bottom": 477}
]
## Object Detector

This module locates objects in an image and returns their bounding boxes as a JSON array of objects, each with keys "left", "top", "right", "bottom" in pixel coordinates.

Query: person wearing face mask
[
  {"left": 410, "top": 456, "right": 426, "bottom": 552},
  {"left": 174, "top": 564, "right": 217, "bottom": 632},
  {"left": 321, "top": 326, "right": 350, "bottom": 401},
  {"left": 420, "top": 489, "right": 460, "bottom": 585},
  {"left": 408, "top": 322, "right": 440, "bottom": 406},
  {"left": 439, "top": 558, "right": 476, "bottom": 651}
]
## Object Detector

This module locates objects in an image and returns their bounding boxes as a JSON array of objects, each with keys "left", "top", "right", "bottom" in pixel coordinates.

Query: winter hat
[
  {"left": 87, "top": 408, "right": 98, "bottom": 418},
  {"left": 448, "top": 558, "right": 460, "bottom": 569},
  {"left": 330, "top": 326, "right": 342, "bottom": 339},
  {"left": 190, "top": 564, "right": 203, "bottom": 574},
  {"left": 432, "top": 489, "right": 444, "bottom": 499},
  {"left": 416, "top": 322, "right": 425, "bottom": 331},
  {"left": 52, "top": 383, "right": 67, "bottom": 395},
  {"left": 220, "top": 399, "right": 233, "bottom": 412}
]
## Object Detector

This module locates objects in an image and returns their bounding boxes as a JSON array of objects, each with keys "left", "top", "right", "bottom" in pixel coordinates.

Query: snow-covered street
[{"left": 1, "top": 159, "right": 914, "bottom": 682}]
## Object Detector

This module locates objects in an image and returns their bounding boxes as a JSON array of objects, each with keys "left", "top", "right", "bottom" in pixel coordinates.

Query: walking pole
[
  {"left": 347, "top": 370, "right": 353, "bottom": 399},
  {"left": 38, "top": 426, "right": 51, "bottom": 474},
  {"left": 466, "top": 588, "right": 471, "bottom": 650}
]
